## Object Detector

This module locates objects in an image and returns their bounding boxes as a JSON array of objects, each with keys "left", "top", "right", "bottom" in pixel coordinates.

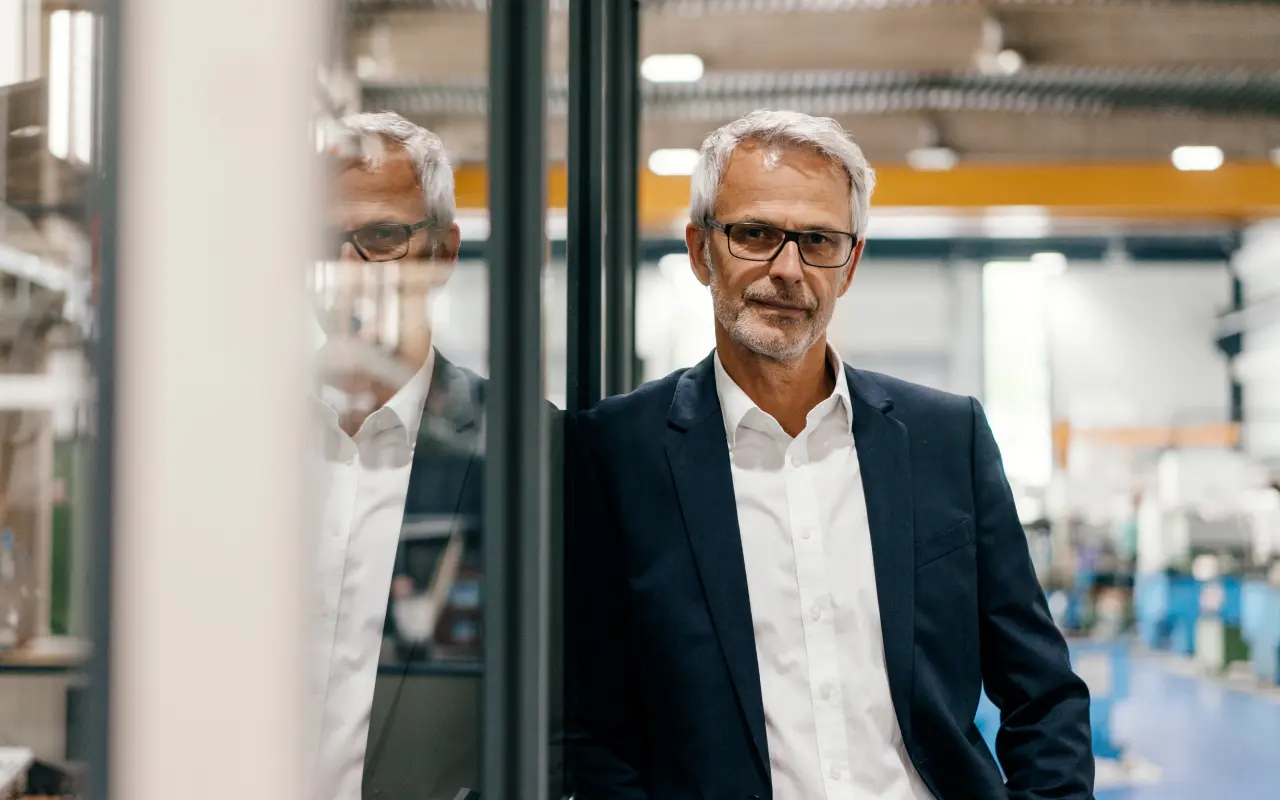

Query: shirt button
[
  {"left": 821, "top": 682, "right": 833, "bottom": 700},
  {"left": 800, "top": 528, "right": 812, "bottom": 540},
  {"left": 830, "top": 767, "right": 842, "bottom": 780},
  {"left": 790, "top": 454, "right": 802, "bottom": 467},
  {"left": 810, "top": 605, "right": 822, "bottom": 621}
]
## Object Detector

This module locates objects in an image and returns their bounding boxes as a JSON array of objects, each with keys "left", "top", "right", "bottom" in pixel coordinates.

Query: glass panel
[
  {"left": 0, "top": 2, "right": 101, "bottom": 796},
  {"left": 546, "top": 5, "right": 569, "bottom": 798},
  {"left": 309, "top": 4, "right": 491, "bottom": 798}
]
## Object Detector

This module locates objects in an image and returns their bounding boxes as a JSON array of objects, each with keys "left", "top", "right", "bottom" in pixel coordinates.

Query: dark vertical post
[
  {"left": 87, "top": 2, "right": 120, "bottom": 799},
  {"left": 566, "top": 0, "right": 605, "bottom": 413},
  {"left": 558, "top": 1, "right": 606, "bottom": 794},
  {"left": 484, "top": 0, "right": 549, "bottom": 797},
  {"left": 604, "top": 0, "right": 640, "bottom": 396},
  {"left": 1230, "top": 271, "right": 1245, "bottom": 427}
]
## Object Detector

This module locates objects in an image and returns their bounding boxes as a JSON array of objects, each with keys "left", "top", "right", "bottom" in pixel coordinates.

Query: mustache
[{"left": 741, "top": 285, "right": 817, "bottom": 311}]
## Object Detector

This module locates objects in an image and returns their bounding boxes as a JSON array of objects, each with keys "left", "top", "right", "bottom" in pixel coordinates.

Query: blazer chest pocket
[{"left": 915, "top": 518, "right": 974, "bottom": 567}]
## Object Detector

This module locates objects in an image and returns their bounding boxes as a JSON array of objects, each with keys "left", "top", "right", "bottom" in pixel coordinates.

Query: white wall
[
  {"left": 1047, "top": 263, "right": 1232, "bottom": 430},
  {"left": 434, "top": 257, "right": 1235, "bottom": 444},
  {"left": 430, "top": 261, "right": 568, "bottom": 409},
  {"left": 430, "top": 260, "right": 488, "bottom": 375},
  {"left": 1235, "top": 222, "right": 1280, "bottom": 464},
  {"left": 831, "top": 260, "right": 983, "bottom": 395},
  {"left": 637, "top": 257, "right": 983, "bottom": 395}
]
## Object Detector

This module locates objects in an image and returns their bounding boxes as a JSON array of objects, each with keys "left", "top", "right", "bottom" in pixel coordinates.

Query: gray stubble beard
[{"left": 706, "top": 252, "right": 825, "bottom": 364}]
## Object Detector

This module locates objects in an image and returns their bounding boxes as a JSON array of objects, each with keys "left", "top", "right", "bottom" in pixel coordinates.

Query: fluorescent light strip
[
  {"left": 48, "top": 10, "right": 71, "bottom": 160},
  {"left": 1171, "top": 145, "right": 1223, "bottom": 172},
  {"left": 640, "top": 54, "right": 704, "bottom": 84},
  {"left": 72, "top": 11, "right": 95, "bottom": 164}
]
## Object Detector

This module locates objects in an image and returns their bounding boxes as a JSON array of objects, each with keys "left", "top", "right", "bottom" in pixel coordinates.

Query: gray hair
[
  {"left": 688, "top": 109, "right": 876, "bottom": 240},
  {"left": 329, "top": 111, "right": 457, "bottom": 230}
]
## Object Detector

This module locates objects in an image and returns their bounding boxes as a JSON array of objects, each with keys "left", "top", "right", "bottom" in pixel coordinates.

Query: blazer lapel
[
  {"left": 399, "top": 353, "right": 483, "bottom": 520},
  {"left": 664, "top": 355, "right": 771, "bottom": 782},
  {"left": 423, "top": 353, "right": 480, "bottom": 444},
  {"left": 846, "top": 366, "right": 916, "bottom": 745},
  {"left": 368, "top": 352, "right": 485, "bottom": 783}
]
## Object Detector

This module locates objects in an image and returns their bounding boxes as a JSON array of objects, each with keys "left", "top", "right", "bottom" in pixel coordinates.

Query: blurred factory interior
[{"left": 2, "top": 0, "right": 1280, "bottom": 798}]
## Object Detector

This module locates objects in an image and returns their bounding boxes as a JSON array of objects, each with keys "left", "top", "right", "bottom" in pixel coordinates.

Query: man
[
  {"left": 309, "top": 111, "right": 485, "bottom": 800},
  {"left": 565, "top": 109, "right": 1094, "bottom": 799}
]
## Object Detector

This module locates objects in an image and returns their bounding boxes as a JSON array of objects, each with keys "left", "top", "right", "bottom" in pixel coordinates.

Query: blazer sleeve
[
  {"left": 563, "top": 414, "right": 650, "bottom": 799},
  {"left": 970, "top": 397, "right": 1095, "bottom": 799}
]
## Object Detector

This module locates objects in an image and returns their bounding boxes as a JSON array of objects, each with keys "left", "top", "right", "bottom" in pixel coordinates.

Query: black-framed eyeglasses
[
  {"left": 704, "top": 218, "right": 857, "bottom": 269},
  {"left": 334, "top": 218, "right": 436, "bottom": 262}
]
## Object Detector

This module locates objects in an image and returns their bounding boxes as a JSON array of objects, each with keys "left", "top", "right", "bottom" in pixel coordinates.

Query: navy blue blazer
[{"left": 565, "top": 354, "right": 1093, "bottom": 800}]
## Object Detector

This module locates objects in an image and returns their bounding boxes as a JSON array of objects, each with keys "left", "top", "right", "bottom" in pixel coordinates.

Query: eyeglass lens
[
  {"left": 353, "top": 224, "right": 411, "bottom": 261},
  {"left": 728, "top": 223, "right": 852, "bottom": 267}
]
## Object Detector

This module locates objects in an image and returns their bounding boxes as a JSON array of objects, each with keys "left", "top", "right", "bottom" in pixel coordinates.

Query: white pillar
[{"left": 113, "top": 0, "right": 319, "bottom": 797}]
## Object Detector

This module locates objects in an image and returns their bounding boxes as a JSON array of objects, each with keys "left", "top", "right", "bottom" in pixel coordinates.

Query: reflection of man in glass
[{"left": 310, "top": 112, "right": 485, "bottom": 800}]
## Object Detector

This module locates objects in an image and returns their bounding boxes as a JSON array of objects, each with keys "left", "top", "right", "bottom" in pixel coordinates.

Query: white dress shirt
[
  {"left": 713, "top": 348, "right": 933, "bottom": 800},
  {"left": 305, "top": 349, "right": 435, "bottom": 800}
]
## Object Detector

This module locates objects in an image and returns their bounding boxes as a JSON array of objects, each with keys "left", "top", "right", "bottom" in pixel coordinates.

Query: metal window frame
[
  {"left": 555, "top": 2, "right": 608, "bottom": 795},
  {"left": 87, "top": 0, "right": 120, "bottom": 796},
  {"left": 483, "top": 1, "right": 551, "bottom": 798},
  {"left": 604, "top": 0, "right": 640, "bottom": 395},
  {"left": 566, "top": 0, "right": 606, "bottom": 414},
  {"left": 485, "top": 0, "right": 639, "bottom": 794}
]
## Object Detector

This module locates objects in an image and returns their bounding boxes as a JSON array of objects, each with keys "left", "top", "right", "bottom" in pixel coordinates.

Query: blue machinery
[
  {"left": 975, "top": 639, "right": 1132, "bottom": 763},
  {"left": 1136, "top": 573, "right": 1280, "bottom": 684},
  {"left": 1135, "top": 574, "right": 1206, "bottom": 656},
  {"left": 975, "top": 576, "right": 1280, "bottom": 767},
  {"left": 1241, "top": 581, "right": 1280, "bottom": 685}
]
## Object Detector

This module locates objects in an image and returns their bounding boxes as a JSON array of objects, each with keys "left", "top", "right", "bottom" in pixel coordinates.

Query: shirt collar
[
  {"left": 384, "top": 346, "right": 435, "bottom": 441},
  {"left": 312, "top": 347, "right": 435, "bottom": 441},
  {"left": 712, "top": 345, "right": 853, "bottom": 446}
]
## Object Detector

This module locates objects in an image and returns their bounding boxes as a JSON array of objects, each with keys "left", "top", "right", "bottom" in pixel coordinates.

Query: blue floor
[{"left": 1096, "top": 655, "right": 1280, "bottom": 799}]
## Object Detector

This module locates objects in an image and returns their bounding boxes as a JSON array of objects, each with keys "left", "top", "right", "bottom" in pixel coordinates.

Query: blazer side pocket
[{"left": 915, "top": 518, "right": 974, "bottom": 568}]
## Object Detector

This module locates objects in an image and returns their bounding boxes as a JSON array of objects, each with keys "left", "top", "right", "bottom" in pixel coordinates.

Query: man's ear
[
  {"left": 428, "top": 222, "right": 462, "bottom": 287},
  {"left": 685, "top": 223, "right": 712, "bottom": 287},
  {"left": 837, "top": 238, "right": 866, "bottom": 298},
  {"left": 442, "top": 222, "right": 461, "bottom": 262}
]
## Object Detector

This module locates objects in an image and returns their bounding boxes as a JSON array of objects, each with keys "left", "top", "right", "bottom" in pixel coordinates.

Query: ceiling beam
[
  {"left": 346, "top": 3, "right": 1280, "bottom": 76},
  {"left": 364, "top": 68, "right": 1280, "bottom": 120},
  {"left": 449, "top": 161, "right": 1280, "bottom": 231}
]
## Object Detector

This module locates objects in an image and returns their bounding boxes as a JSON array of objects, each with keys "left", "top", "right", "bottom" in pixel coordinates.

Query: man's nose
[{"left": 767, "top": 240, "right": 805, "bottom": 282}]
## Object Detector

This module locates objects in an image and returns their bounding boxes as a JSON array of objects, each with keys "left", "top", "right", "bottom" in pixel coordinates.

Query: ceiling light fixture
[
  {"left": 640, "top": 53, "right": 704, "bottom": 84},
  {"left": 906, "top": 146, "right": 958, "bottom": 171},
  {"left": 1171, "top": 145, "right": 1224, "bottom": 172},
  {"left": 995, "top": 48, "right": 1024, "bottom": 75},
  {"left": 648, "top": 148, "right": 700, "bottom": 176}
]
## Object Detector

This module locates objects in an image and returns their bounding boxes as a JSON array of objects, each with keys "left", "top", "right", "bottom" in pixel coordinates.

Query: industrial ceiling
[{"left": 344, "top": 0, "right": 1280, "bottom": 165}]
